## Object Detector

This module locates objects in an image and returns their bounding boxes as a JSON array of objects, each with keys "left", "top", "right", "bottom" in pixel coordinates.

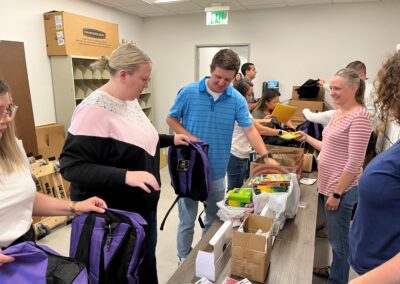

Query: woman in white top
[
  {"left": 227, "top": 80, "right": 282, "bottom": 190},
  {"left": 0, "top": 80, "right": 107, "bottom": 266}
]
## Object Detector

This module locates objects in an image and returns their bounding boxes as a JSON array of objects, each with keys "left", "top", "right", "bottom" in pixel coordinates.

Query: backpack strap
[
  {"left": 74, "top": 214, "right": 97, "bottom": 270},
  {"left": 197, "top": 202, "right": 207, "bottom": 229},
  {"left": 159, "top": 196, "right": 180, "bottom": 231},
  {"left": 176, "top": 148, "right": 188, "bottom": 195},
  {"left": 190, "top": 142, "right": 211, "bottom": 197}
]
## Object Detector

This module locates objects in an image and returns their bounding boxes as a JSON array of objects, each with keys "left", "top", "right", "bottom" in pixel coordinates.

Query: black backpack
[
  {"left": 296, "top": 79, "right": 320, "bottom": 99},
  {"left": 160, "top": 141, "right": 211, "bottom": 230}
]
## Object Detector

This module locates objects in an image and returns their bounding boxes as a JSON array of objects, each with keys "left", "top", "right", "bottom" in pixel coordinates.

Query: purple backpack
[
  {"left": 160, "top": 140, "right": 211, "bottom": 230},
  {"left": 0, "top": 241, "right": 88, "bottom": 284},
  {"left": 70, "top": 208, "right": 147, "bottom": 284}
]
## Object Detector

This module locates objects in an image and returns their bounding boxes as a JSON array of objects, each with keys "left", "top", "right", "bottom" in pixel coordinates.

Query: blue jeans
[
  {"left": 227, "top": 153, "right": 249, "bottom": 191},
  {"left": 177, "top": 178, "right": 226, "bottom": 258},
  {"left": 320, "top": 186, "right": 358, "bottom": 284},
  {"left": 138, "top": 210, "right": 158, "bottom": 284}
]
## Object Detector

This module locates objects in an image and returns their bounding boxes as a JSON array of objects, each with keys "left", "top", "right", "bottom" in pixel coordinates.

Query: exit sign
[{"left": 206, "top": 10, "right": 228, "bottom": 25}]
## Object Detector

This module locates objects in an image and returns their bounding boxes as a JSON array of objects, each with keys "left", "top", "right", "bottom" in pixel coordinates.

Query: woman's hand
[
  {"left": 125, "top": 171, "right": 160, "bottom": 193},
  {"left": 0, "top": 250, "right": 14, "bottom": 266},
  {"left": 325, "top": 195, "right": 340, "bottom": 211},
  {"left": 295, "top": 131, "right": 308, "bottom": 142},
  {"left": 75, "top": 197, "right": 107, "bottom": 215},
  {"left": 174, "top": 134, "right": 189, "bottom": 146}
]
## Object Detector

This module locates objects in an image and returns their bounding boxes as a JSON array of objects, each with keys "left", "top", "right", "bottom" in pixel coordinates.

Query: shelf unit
[{"left": 50, "top": 56, "right": 153, "bottom": 131}]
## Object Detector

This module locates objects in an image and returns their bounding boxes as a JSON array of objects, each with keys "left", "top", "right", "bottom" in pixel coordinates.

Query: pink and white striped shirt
[{"left": 317, "top": 107, "right": 371, "bottom": 196}]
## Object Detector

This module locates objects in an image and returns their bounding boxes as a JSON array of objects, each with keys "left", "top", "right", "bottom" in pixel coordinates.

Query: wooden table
[{"left": 167, "top": 173, "right": 318, "bottom": 284}]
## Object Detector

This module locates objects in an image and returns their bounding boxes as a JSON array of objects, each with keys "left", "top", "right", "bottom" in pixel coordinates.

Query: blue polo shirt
[
  {"left": 349, "top": 141, "right": 400, "bottom": 275},
  {"left": 168, "top": 77, "right": 252, "bottom": 179}
]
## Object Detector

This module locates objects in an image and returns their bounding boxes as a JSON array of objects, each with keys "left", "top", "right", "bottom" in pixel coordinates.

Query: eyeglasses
[{"left": 0, "top": 104, "right": 18, "bottom": 123}]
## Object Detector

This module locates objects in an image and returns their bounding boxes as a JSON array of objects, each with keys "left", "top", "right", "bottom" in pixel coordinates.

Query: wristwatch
[
  {"left": 260, "top": 152, "right": 273, "bottom": 159},
  {"left": 278, "top": 130, "right": 283, "bottom": 136},
  {"left": 332, "top": 192, "right": 342, "bottom": 199}
]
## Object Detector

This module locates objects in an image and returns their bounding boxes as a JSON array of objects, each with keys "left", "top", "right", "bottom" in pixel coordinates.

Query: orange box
[{"left": 43, "top": 11, "right": 119, "bottom": 57}]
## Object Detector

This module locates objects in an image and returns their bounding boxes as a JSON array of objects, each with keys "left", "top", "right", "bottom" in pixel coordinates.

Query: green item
[{"left": 227, "top": 188, "right": 252, "bottom": 203}]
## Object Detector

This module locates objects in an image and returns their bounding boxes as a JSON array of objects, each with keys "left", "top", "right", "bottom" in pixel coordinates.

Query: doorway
[{"left": 195, "top": 44, "right": 250, "bottom": 80}]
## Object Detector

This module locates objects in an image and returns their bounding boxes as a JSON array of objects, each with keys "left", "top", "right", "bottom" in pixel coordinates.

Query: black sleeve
[
  {"left": 60, "top": 133, "right": 127, "bottom": 188},
  {"left": 159, "top": 134, "right": 174, "bottom": 148}
]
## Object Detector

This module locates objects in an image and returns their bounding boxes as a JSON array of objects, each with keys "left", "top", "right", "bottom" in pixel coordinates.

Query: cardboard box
[
  {"left": 302, "top": 148, "right": 316, "bottom": 173},
  {"left": 287, "top": 100, "right": 324, "bottom": 122},
  {"left": 250, "top": 144, "right": 304, "bottom": 178},
  {"left": 196, "top": 221, "right": 233, "bottom": 281},
  {"left": 43, "top": 11, "right": 119, "bottom": 57},
  {"left": 231, "top": 214, "right": 273, "bottom": 283},
  {"left": 292, "top": 85, "right": 325, "bottom": 101},
  {"left": 36, "top": 123, "right": 65, "bottom": 159}
]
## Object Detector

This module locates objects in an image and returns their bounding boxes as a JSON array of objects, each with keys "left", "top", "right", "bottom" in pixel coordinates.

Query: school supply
[
  {"left": 70, "top": 208, "right": 147, "bottom": 284},
  {"left": 250, "top": 174, "right": 292, "bottom": 186},
  {"left": 160, "top": 140, "right": 211, "bottom": 230},
  {"left": 254, "top": 185, "right": 288, "bottom": 193},
  {"left": 271, "top": 103, "right": 297, "bottom": 123},
  {"left": 0, "top": 241, "right": 88, "bottom": 284},
  {"left": 225, "top": 188, "right": 253, "bottom": 208},
  {"left": 280, "top": 132, "right": 301, "bottom": 140}
]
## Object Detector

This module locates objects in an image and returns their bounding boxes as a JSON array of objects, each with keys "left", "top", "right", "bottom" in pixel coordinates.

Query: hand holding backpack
[{"left": 160, "top": 140, "right": 211, "bottom": 230}]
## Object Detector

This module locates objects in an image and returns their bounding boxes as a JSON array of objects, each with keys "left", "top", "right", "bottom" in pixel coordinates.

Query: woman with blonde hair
[
  {"left": 0, "top": 80, "right": 107, "bottom": 265},
  {"left": 297, "top": 68, "right": 371, "bottom": 284},
  {"left": 60, "top": 44, "right": 188, "bottom": 283}
]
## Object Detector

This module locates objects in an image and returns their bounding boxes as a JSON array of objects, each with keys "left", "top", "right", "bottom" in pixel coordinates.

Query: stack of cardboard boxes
[{"left": 288, "top": 85, "right": 325, "bottom": 172}]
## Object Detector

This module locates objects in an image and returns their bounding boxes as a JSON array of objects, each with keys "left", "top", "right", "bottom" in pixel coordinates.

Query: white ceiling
[{"left": 88, "top": 0, "right": 384, "bottom": 17}]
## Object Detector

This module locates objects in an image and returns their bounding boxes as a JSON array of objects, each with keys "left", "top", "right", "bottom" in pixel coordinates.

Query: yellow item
[
  {"left": 257, "top": 185, "right": 287, "bottom": 193},
  {"left": 271, "top": 103, "right": 297, "bottom": 123},
  {"left": 280, "top": 132, "right": 301, "bottom": 140}
]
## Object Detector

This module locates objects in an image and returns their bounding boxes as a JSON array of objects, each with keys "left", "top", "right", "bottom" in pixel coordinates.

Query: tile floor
[{"left": 38, "top": 167, "right": 357, "bottom": 284}]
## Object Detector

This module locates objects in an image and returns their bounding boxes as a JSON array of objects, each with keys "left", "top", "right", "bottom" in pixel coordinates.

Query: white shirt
[
  {"left": 205, "top": 79, "right": 222, "bottom": 101},
  {"left": 303, "top": 109, "right": 335, "bottom": 127},
  {"left": 231, "top": 114, "right": 253, "bottom": 159},
  {"left": 0, "top": 140, "right": 36, "bottom": 248}
]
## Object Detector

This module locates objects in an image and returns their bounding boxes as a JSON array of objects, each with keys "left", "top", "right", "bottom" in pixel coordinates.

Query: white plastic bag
[
  {"left": 255, "top": 173, "right": 301, "bottom": 234},
  {"left": 216, "top": 200, "right": 253, "bottom": 227}
]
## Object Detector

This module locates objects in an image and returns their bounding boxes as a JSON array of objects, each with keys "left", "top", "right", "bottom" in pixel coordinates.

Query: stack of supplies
[{"left": 250, "top": 174, "right": 291, "bottom": 194}]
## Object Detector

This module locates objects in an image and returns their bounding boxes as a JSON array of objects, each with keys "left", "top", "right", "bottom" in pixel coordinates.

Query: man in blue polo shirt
[{"left": 167, "top": 49, "right": 277, "bottom": 263}]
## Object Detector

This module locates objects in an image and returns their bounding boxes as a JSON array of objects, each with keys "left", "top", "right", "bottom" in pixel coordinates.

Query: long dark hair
[{"left": 254, "top": 88, "right": 281, "bottom": 113}]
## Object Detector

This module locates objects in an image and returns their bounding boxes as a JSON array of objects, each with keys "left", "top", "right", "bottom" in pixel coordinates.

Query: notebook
[{"left": 271, "top": 103, "right": 297, "bottom": 123}]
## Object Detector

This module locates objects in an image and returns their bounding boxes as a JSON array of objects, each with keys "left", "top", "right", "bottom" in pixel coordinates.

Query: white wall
[
  {"left": 142, "top": 1, "right": 400, "bottom": 134},
  {"left": 0, "top": 0, "right": 143, "bottom": 126},
  {"left": 1, "top": 0, "right": 399, "bottom": 136}
]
